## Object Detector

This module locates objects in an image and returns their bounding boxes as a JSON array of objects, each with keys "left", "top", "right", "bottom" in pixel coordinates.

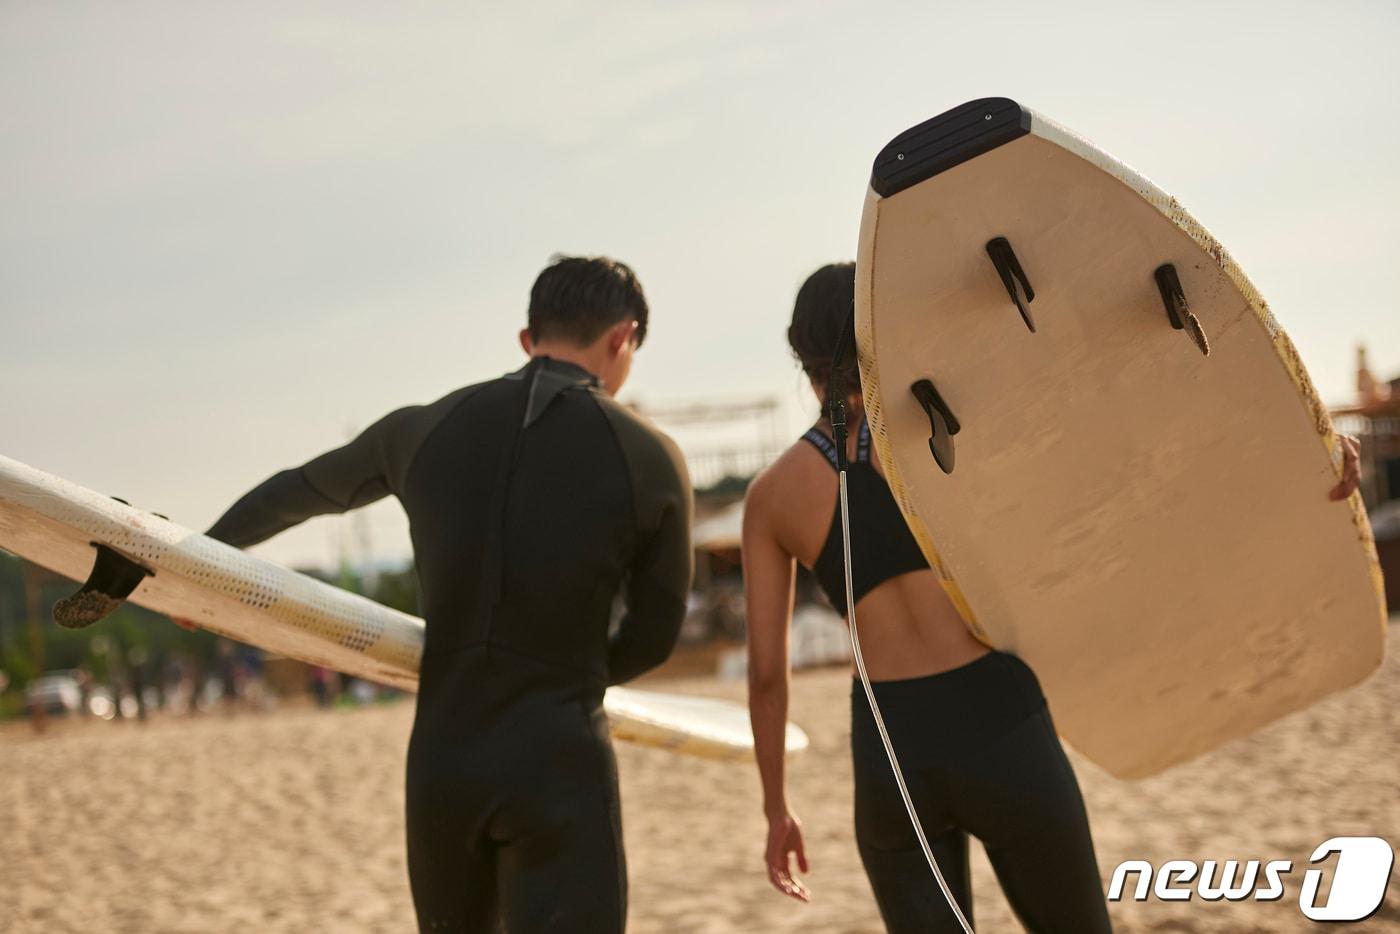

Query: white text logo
[{"left": 1108, "top": 836, "right": 1393, "bottom": 923}]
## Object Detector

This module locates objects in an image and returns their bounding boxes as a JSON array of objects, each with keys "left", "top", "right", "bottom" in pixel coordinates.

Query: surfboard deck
[
  {"left": 0, "top": 453, "right": 808, "bottom": 762},
  {"left": 855, "top": 98, "right": 1386, "bottom": 779}
]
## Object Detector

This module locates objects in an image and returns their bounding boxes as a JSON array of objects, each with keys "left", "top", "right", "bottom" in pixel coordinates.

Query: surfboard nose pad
[
  {"left": 1154, "top": 264, "right": 1210, "bottom": 357},
  {"left": 52, "top": 544, "right": 154, "bottom": 629},
  {"left": 910, "top": 379, "right": 961, "bottom": 474},
  {"left": 985, "top": 237, "right": 1036, "bottom": 332}
]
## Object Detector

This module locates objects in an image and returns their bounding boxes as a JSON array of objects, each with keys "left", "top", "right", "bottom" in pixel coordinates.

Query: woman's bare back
[{"left": 747, "top": 410, "right": 987, "bottom": 682}]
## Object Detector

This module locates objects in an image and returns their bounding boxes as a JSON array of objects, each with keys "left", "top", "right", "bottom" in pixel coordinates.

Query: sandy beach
[{"left": 4, "top": 624, "right": 1397, "bottom": 933}]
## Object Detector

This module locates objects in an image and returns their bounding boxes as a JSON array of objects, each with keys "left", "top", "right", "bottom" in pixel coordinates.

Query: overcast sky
[{"left": 3, "top": 1, "right": 1397, "bottom": 569}]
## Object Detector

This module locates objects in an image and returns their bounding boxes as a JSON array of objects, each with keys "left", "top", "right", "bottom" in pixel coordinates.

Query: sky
[{"left": 3, "top": 0, "right": 1398, "bottom": 570}]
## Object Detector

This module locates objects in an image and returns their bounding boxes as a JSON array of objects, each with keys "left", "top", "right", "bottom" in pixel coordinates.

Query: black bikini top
[{"left": 801, "top": 419, "right": 931, "bottom": 616}]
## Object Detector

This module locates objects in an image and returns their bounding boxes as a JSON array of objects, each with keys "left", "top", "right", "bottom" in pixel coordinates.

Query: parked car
[{"left": 24, "top": 671, "right": 82, "bottom": 717}]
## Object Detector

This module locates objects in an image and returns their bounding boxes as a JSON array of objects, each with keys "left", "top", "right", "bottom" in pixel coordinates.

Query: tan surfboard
[
  {"left": 855, "top": 98, "right": 1386, "bottom": 779},
  {"left": 0, "top": 453, "right": 809, "bottom": 761}
]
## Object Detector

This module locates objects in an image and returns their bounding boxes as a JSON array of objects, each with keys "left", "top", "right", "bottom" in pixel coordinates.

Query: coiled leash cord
[{"left": 828, "top": 318, "right": 975, "bottom": 934}]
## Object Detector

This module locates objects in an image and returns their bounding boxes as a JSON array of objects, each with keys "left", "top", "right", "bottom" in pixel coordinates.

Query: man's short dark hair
[{"left": 527, "top": 255, "right": 649, "bottom": 348}]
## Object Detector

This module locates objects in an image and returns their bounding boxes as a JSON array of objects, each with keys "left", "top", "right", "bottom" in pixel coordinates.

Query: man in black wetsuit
[{"left": 195, "top": 256, "right": 693, "bottom": 932}]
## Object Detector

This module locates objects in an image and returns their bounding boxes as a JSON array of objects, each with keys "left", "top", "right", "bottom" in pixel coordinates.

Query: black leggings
[
  {"left": 852, "top": 651, "right": 1112, "bottom": 933},
  {"left": 405, "top": 677, "right": 625, "bottom": 933}
]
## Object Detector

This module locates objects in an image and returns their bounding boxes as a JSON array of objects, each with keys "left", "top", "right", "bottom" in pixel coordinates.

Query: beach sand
[{"left": 3, "top": 624, "right": 1397, "bottom": 932}]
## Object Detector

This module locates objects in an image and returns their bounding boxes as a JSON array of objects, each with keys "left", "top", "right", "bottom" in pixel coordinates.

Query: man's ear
[
  {"left": 519, "top": 328, "right": 534, "bottom": 355},
  {"left": 607, "top": 320, "right": 639, "bottom": 355}
]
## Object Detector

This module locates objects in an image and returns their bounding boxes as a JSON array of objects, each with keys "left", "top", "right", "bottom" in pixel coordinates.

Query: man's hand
[
  {"left": 170, "top": 616, "right": 199, "bottom": 632},
  {"left": 1329, "top": 434, "right": 1362, "bottom": 501},
  {"left": 765, "top": 809, "right": 811, "bottom": 902}
]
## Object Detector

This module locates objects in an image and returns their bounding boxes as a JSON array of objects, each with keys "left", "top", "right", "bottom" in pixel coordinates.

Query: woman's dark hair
[
  {"left": 528, "top": 255, "right": 649, "bottom": 348},
  {"left": 787, "top": 262, "right": 858, "bottom": 391}
]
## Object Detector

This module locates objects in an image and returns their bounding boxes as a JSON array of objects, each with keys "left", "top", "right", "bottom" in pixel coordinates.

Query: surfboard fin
[
  {"left": 52, "top": 543, "right": 154, "bottom": 630},
  {"left": 910, "top": 379, "right": 960, "bottom": 474},
  {"left": 1154, "top": 264, "right": 1210, "bottom": 357},
  {"left": 985, "top": 237, "right": 1036, "bottom": 332}
]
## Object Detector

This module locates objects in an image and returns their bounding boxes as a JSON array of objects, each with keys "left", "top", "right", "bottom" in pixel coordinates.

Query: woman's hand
[
  {"left": 765, "top": 809, "right": 810, "bottom": 902},
  {"left": 1329, "top": 433, "right": 1362, "bottom": 501}
]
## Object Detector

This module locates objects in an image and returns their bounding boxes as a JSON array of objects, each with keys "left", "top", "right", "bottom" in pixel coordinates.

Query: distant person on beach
[
  {"left": 214, "top": 639, "right": 239, "bottom": 711},
  {"left": 743, "top": 263, "right": 1362, "bottom": 933},
  {"left": 180, "top": 256, "right": 692, "bottom": 932},
  {"left": 309, "top": 666, "right": 336, "bottom": 709}
]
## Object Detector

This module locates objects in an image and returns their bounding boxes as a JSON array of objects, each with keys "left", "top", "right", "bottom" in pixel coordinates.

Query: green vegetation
[{"left": 0, "top": 550, "right": 422, "bottom": 718}]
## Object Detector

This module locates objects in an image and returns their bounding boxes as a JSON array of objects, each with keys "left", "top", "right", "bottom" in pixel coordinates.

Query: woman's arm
[{"left": 743, "top": 478, "right": 809, "bottom": 901}]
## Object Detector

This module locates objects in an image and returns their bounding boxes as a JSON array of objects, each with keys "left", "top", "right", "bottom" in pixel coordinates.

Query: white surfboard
[
  {"left": 0, "top": 453, "right": 808, "bottom": 762},
  {"left": 855, "top": 98, "right": 1386, "bottom": 778}
]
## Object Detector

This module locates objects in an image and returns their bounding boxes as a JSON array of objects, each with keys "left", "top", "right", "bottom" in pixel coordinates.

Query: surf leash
[{"left": 827, "top": 316, "right": 976, "bottom": 934}]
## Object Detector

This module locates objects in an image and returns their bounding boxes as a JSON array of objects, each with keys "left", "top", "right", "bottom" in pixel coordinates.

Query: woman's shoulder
[{"left": 747, "top": 435, "right": 832, "bottom": 515}]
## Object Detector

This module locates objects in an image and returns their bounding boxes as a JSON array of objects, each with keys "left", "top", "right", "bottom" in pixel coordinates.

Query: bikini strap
[
  {"left": 800, "top": 427, "right": 840, "bottom": 471},
  {"left": 801, "top": 420, "right": 871, "bottom": 471}
]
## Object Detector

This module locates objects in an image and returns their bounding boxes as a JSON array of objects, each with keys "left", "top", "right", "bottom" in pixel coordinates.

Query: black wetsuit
[
  {"left": 802, "top": 421, "right": 1111, "bottom": 934},
  {"left": 206, "top": 356, "right": 694, "bottom": 932}
]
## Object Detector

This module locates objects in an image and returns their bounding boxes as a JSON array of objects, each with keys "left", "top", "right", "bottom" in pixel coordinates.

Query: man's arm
[
  {"left": 606, "top": 434, "right": 694, "bottom": 686},
  {"left": 205, "top": 407, "right": 414, "bottom": 548}
]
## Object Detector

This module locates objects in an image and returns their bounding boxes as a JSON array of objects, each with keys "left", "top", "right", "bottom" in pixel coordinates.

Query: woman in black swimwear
[{"left": 743, "top": 263, "right": 1114, "bottom": 933}]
